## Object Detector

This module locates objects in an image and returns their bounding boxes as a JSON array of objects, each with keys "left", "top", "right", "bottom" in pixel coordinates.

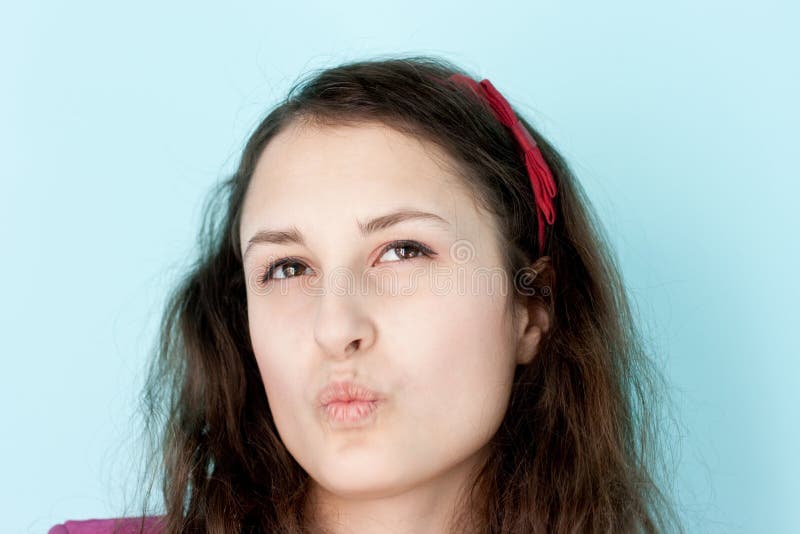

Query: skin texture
[{"left": 238, "top": 121, "right": 549, "bottom": 534}]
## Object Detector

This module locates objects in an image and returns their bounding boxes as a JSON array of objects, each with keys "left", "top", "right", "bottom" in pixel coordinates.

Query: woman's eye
[
  {"left": 377, "top": 240, "right": 435, "bottom": 263},
  {"left": 260, "top": 258, "right": 310, "bottom": 284},
  {"left": 258, "top": 240, "right": 436, "bottom": 285}
]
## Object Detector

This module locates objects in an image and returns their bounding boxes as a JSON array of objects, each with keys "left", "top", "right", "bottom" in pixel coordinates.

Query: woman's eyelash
[{"left": 258, "top": 240, "right": 437, "bottom": 285}]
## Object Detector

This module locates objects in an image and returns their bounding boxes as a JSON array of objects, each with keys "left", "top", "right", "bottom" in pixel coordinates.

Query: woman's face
[{"left": 239, "top": 120, "right": 538, "bottom": 508}]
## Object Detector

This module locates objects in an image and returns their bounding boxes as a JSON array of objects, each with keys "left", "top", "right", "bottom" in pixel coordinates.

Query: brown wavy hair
[{"left": 125, "top": 54, "right": 684, "bottom": 533}]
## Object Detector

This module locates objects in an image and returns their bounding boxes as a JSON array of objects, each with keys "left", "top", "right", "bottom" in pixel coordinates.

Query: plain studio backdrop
[{"left": 2, "top": 1, "right": 797, "bottom": 533}]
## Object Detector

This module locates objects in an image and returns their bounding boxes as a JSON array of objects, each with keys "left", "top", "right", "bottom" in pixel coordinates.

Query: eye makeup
[{"left": 258, "top": 239, "right": 437, "bottom": 286}]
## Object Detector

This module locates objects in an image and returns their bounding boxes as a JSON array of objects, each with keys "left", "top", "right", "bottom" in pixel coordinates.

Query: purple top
[{"left": 48, "top": 516, "right": 165, "bottom": 534}]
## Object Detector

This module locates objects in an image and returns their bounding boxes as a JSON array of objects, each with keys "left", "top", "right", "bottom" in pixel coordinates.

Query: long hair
[{"left": 128, "top": 54, "right": 684, "bottom": 533}]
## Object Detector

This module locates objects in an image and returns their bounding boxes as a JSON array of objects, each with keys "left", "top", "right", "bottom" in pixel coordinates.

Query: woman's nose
[{"left": 312, "top": 280, "right": 376, "bottom": 360}]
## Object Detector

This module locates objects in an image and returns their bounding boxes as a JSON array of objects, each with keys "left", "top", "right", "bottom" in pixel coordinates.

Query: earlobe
[
  {"left": 516, "top": 305, "right": 550, "bottom": 365},
  {"left": 515, "top": 325, "right": 542, "bottom": 365},
  {"left": 512, "top": 255, "right": 554, "bottom": 365}
]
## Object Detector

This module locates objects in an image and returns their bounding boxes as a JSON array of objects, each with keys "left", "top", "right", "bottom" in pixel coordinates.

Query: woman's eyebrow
[{"left": 243, "top": 208, "right": 451, "bottom": 260}]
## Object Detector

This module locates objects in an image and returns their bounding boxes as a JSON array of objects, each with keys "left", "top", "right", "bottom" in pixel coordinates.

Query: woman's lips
[
  {"left": 317, "top": 380, "right": 386, "bottom": 429},
  {"left": 317, "top": 380, "right": 384, "bottom": 406},
  {"left": 321, "top": 399, "right": 383, "bottom": 429}
]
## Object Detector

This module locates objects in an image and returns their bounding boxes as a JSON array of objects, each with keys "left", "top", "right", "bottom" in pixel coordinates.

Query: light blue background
[{"left": 3, "top": 1, "right": 797, "bottom": 532}]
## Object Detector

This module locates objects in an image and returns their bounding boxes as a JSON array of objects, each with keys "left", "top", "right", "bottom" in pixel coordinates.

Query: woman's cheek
[{"left": 247, "top": 299, "right": 312, "bottom": 394}]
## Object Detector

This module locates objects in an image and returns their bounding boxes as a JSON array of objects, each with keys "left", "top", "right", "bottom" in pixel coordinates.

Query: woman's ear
[{"left": 513, "top": 255, "right": 555, "bottom": 365}]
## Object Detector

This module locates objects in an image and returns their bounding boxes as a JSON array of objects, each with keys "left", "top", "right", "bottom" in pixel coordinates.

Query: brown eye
[
  {"left": 258, "top": 241, "right": 436, "bottom": 286},
  {"left": 378, "top": 240, "right": 436, "bottom": 263},
  {"left": 260, "top": 258, "right": 310, "bottom": 284}
]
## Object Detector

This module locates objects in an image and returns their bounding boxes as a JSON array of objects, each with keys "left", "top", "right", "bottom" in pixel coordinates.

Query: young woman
[{"left": 50, "top": 55, "right": 683, "bottom": 533}]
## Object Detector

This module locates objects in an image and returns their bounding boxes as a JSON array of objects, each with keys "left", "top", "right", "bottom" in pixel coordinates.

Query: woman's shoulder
[{"left": 48, "top": 515, "right": 165, "bottom": 534}]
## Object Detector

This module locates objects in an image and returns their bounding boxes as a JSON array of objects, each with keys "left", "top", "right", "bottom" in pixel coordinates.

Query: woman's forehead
[
  {"left": 250, "top": 121, "right": 463, "bottom": 193},
  {"left": 239, "top": 122, "right": 490, "bottom": 245}
]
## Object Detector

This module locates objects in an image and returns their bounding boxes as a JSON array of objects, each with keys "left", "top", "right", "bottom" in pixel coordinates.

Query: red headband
[{"left": 447, "top": 74, "right": 557, "bottom": 256}]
